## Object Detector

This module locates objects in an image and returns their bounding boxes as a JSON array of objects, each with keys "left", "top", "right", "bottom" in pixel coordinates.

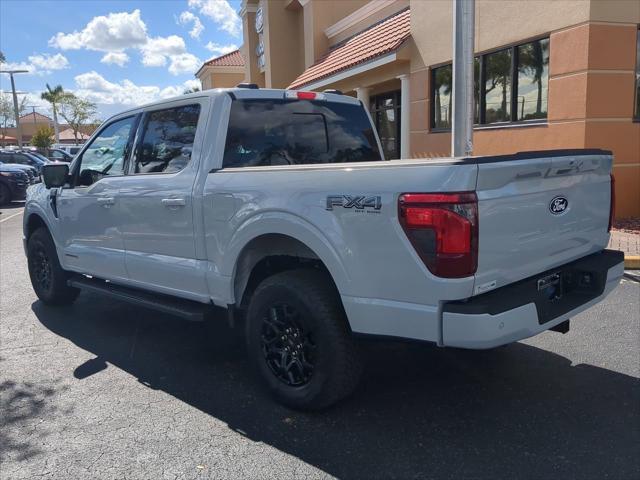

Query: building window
[
  {"left": 635, "top": 28, "right": 640, "bottom": 119},
  {"left": 370, "top": 91, "right": 401, "bottom": 159},
  {"left": 516, "top": 39, "right": 550, "bottom": 120},
  {"left": 430, "top": 37, "right": 549, "bottom": 129},
  {"left": 431, "top": 65, "right": 452, "bottom": 130},
  {"left": 484, "top": 48, "right": 512, "bottom": 123}
]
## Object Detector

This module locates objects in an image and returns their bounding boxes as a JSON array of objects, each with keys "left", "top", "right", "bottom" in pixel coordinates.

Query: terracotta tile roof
[
  {"left": 203, "top": 49, "right": 245, "bottom": 68},
  {"left": 59, "top": 128, "right": 91, "bottom": 141},
  {"left": 19, "top": 112, "right": 52, "bottom": 123},
  {"left": 289, "top": 8, "right": 410, "bottom": 90}
]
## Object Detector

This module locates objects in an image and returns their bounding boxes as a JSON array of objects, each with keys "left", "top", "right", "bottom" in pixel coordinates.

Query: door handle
[
  {"left": 161, "top": 198, "right": 186, "bottom": 207},
  {"left": 97, "top": 197, "right": 115, "bottom": 207}
]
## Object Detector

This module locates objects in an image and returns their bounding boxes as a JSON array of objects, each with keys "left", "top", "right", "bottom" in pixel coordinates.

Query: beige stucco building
[
  {"left": 1, "top": 111, "right": 95, "bottom": 145},
  {"left": 196, "top": 0, "right": 640, "bottom": 218}
]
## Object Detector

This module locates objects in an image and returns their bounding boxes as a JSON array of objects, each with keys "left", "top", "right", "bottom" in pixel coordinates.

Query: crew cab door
[
  {"left": 117, "top": 100, "right": 209, "bottom": 301},
  {"left": 57, "top": 115, "right": 140, "bottom": 280}
]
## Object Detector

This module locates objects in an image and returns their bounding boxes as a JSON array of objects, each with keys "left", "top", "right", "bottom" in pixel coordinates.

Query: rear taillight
[
  {"left": 398, "top": 192, "right": 478, "bottom": 278},
  {"left": 608, "top": 174, "right": 615, "bottom": 232}
]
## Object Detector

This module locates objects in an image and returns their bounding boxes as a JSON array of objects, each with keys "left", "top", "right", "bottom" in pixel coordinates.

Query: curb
[{"left": 625, "top": 256, "right": 640, "bottom": 270}]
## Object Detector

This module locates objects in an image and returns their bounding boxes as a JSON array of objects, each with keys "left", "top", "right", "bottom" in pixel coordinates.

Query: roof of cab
[{"left": 105, "top": 87, "right": 362, "bottom": 122}]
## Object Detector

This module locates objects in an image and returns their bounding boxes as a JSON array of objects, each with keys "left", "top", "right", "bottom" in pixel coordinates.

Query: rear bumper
[{"left": 442, "top": 249, "right": 624, "bottom": 349}]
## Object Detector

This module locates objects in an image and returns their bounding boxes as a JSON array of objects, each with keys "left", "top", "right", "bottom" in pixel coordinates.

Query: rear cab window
[{"left": 222, "top": 99, "right": 382, "bottom": 168}]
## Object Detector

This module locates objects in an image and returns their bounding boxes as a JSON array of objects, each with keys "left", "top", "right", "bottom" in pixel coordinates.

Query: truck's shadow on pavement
[{"left": 32, "top": 293, "right": 639, "bottom": 479}]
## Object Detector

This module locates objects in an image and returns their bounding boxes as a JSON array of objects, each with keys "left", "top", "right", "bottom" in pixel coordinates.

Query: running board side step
[{"left": 67, "top": 276, "right": 209, "bottom": 322}]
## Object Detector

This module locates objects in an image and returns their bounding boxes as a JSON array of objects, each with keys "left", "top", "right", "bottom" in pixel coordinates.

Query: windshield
[
  {"left": 28, "top": 152, "right": 49, "bottom": 162},
  {"left": 23, "top": 153, "right": 45, "bottom": 165}
]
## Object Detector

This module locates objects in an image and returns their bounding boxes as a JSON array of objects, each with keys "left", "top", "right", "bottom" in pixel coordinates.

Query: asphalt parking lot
[{"left": 1, "top": 202, "right": 639, "bottom": 480}]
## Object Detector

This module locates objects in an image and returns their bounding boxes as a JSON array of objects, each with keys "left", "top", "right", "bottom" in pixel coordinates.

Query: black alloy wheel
[
  {"left": 261, "top": 303, "right": 316, "bottom": 387},
  {"left": 30, "top": 246, "right": 53, "bottom": 294},
  {"left": 246, "top": 269, "right": 363, "bottom": 410}
]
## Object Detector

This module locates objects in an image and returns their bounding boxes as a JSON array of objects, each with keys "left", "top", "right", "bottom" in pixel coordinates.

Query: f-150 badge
[{"left": 326, "top": 195, "right": 382, "bottom": 212}]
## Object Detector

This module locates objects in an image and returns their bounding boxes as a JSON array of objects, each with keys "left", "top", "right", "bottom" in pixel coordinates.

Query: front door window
[{"left": 75, "top": 116, "right": 137, "bottom": 186}]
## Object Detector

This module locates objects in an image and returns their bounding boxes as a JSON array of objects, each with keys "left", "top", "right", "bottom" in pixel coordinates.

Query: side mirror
[{"left": 42, "top": 163, "right": 69, "bottom": 189}]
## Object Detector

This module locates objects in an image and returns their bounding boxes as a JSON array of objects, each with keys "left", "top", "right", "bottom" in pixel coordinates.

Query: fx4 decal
[{"left": 326, "top": 195, "right": 382, "bottom": 212}]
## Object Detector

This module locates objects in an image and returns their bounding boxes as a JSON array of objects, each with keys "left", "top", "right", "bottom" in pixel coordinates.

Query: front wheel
[
  {"left": 27, "top": 227, "right": 80, "bottom": 305},
  {"left": 246, "top": 269, "right": 363, "bottom": 410}
]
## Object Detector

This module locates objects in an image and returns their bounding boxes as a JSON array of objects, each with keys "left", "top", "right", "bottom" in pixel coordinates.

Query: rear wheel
[
  {"left": 27, "top": 227, "right": 79, "bottom": 305},
  {"left": 0, "top": 184, "right": 10, "bottom": 205},
  {"left": 246, "top": 269, "right": 362, "bottom": 410}
]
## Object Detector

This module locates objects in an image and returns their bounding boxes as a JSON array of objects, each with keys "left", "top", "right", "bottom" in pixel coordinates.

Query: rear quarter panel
[{"left": 202, "top": 160, "right": 478, "bottom": 308}]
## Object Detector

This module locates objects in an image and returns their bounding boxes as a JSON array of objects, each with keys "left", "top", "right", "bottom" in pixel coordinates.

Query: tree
[
  {"left": 31, "top": 125, "right": 54, "bottom": 152},
  {"left": 41, "top": 84, "right": 67, "bottom": 144},
  {"left": 183, "top": 86, "right": 201, "bottom": 94},
  {"left": 0, "top": 51, "right": 5, "bottom": 64},
  {"left": 0, "top": 94, "right": 27, "bottom": 140},
  {"left": 58, "top": 94, "right": 97, "bottom": 144}
]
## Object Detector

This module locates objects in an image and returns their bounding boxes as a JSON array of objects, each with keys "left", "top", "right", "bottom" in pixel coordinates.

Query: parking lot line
[{"left": 0, "top": 210, "right": 23, "bottom": 224}]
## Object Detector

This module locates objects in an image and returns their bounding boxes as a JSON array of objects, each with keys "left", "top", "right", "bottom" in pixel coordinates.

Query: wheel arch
[
  {"left": 25, "top": 212, "right": 49, "bottom": 241},
  {"left": 232, "top": 233, "right": 345, "bottom": 310}
]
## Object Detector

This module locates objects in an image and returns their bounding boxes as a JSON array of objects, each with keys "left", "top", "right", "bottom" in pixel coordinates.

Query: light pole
[
  {"left": 0, "top": 69, "right": 29, "bottom": 148},
  {"left": 451, "top": 0, "right": 475, "bottom": 157}
]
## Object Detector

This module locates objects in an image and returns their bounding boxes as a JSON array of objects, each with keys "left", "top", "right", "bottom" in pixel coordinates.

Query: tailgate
[{"left": 473, "top": 150, "right": 613, "bottom": 295}]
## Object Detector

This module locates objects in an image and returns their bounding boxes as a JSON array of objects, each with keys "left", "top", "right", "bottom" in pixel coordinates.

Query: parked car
[
  {"left": 52, "top": 144, "right": 82, "bottom": 156},
  {"left": 28, "top": 151, "right": 54, "bottom": 163},
  {"left": 0, "top": 151, "right": 48, "bottom": 174},
  {"left": 47, "top": 148, "right": 74, "bottom": 162},
  {"left": 0, "top": 153, "right": 39, "bottom": 183},
  {"left": 23, "top": 87, "right": 624, "bottom": 410},
  {"left": 0, "top": 163, "right": 29, "bottom": 204}
]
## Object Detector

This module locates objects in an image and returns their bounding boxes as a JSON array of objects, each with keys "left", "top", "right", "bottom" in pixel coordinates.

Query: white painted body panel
[
  {"left": 474, "top": 154, "right": 612, "bottom": 294},
  {"left": 23, "top": 88, "right": 623, "bottom": 347},
  {"left": 56, "top": 178, "right": 128, "bottom": 280}
]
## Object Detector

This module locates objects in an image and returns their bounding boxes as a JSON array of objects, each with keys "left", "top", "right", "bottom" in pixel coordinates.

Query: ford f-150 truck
[{"left": 24, "top": 86, "right": 624, "bottom": 409}]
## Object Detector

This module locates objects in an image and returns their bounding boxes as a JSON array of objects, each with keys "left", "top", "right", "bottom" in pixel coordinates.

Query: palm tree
[{"left": 41, "top": 84, "right": 66, "bottom": 144}]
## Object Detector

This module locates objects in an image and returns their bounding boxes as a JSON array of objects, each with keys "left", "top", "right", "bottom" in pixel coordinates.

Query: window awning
[{"left": 289, "top": 8, "right": 410, "bottom": 90}]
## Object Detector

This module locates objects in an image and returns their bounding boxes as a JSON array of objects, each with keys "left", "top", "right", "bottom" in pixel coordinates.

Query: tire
[
  {"left": 27, "top": 227, "right": 80, "bottom": 306},
  {"left": 246, "top": 269, "right": 363, "bottom": 410},
  {"left": 0, "top": 183, "right": 10, "bottom": 206}
]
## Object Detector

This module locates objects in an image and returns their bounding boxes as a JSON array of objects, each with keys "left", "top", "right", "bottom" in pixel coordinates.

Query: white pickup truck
[{"left": 24, "top": 86, "right": 624, "bottom": 409}]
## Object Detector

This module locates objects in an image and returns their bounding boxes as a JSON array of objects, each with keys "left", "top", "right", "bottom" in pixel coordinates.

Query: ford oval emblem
[{"left": 549, "top": 196, "right": 568, "bottom": 215}]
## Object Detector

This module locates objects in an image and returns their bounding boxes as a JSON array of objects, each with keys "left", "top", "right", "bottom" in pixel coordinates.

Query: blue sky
[{"left": 0, "top": 0, "right": 242, "bottom": 119}]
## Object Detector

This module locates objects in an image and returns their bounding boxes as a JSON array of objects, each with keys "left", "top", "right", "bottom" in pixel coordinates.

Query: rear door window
[
  {"left": 222, "top": 99, "right": 381, "bottom": 168},
  {"left": 133, "top": 104, "right": 200, "bottom": 174}
]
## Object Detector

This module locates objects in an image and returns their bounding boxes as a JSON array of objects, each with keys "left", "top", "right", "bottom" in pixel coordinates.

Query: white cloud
[
  {"left": 1, "top": 61, "right": 35, "bottom": 73},
  {"left": 205, "top": 42, "right": 238, "bottom": 56},
  {"left": 28, "top": 53, "right": 69, "bottom": 71},
  {"left": 168, "top": 53, "right": 201, "bottom": 76},
  {"left": 49, "top": 10, "right": 148, "bottom": 52},
  {"left": 178, "top": 11, "right": 204, "bottom": 39},
  {"left": 48, "top": 10, "right": 203, "bottom": 76},
  {"left": 188, "top": 0, "right": 241, "bottom": 38},
  {"left": 73, "top": 71, "right": 200, "bottom": 108},
  {"left": 140, "top": 35, "right": 186, "bottom": 67},
  {"left": 100, "top": 52, "right": 129, "bottom": 67},
  {"left": 183, "top": 79, "right": 201, "bottom": 91},
  {"left": 2, "top": 53, "right": 69, "bottom": 75}
]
